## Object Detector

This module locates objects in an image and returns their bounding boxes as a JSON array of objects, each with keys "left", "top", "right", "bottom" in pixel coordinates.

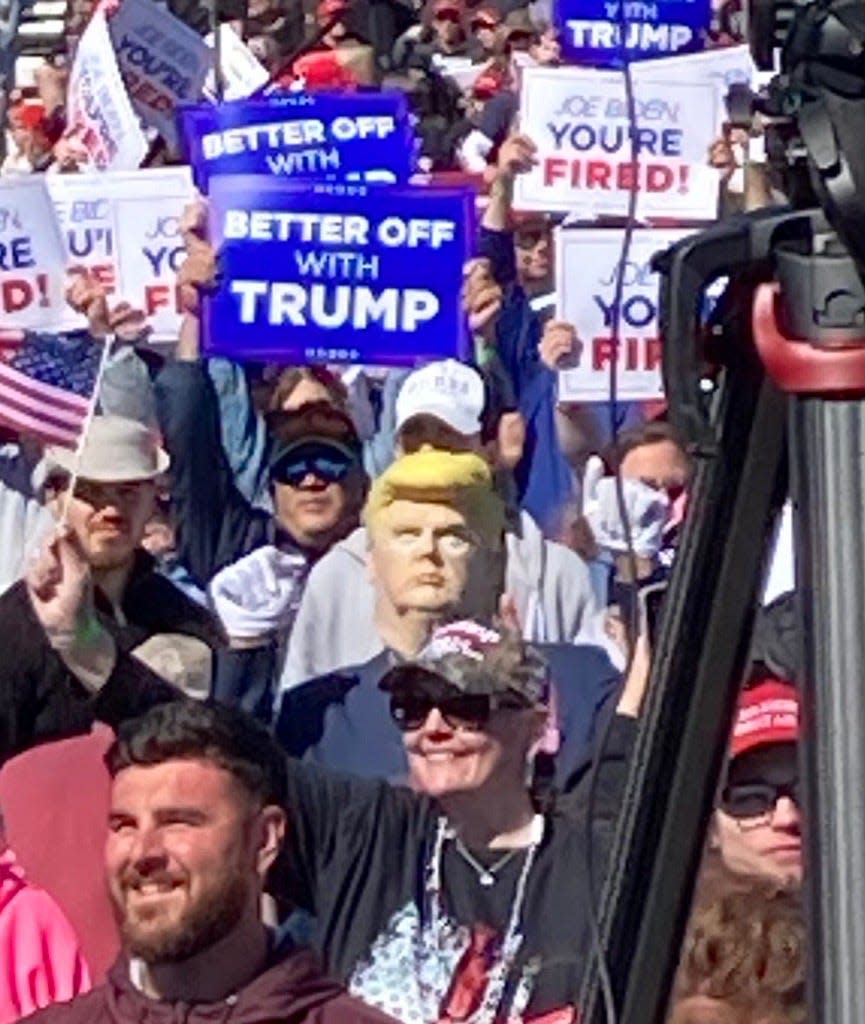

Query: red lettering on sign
[
  {"left": 68, "top": 263, "right": 116, "bottom": 295},
  {"left": 543, "top": 157, "right": 568, "bottom": 186},
  {"left": 124, "top": 70, "right": 173, "bottom": 114},
  {"left": 592, "top": 336, "right": 662, "bottom": 372},
  {"left": 646, "top": 165, "right": 674, "bottom": 192},
  {"left": 1, "top": 278, "right": 35, "bottom": 313},
  {"left": 585, "top": 161, "right": 611, "bottom": 189},
  {"left": 540, "top": 158, "right": 684, "bottom": 194},
  {"left": 144, "top": 284, "right": 183, "bottom": 316},
  {"left": 145, "top": 285, "right": 170, "bottom": 316}
]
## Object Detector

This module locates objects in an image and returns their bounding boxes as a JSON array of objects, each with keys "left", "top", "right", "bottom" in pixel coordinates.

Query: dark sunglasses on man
[
  {"left": 390, "top": 692, "right": 529, "bottom": 732},
  {"left": 271, "top": 442, "right": 355, "bottom": 488},
  {"left": 434, "top": 8, "right": 462, "bottom": 23},
  {"left": 719, "top": 778, "right": 800, "bottom": 819}
]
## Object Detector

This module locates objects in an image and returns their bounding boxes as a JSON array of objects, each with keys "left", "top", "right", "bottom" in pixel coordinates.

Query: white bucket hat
[{"left": 44, "top": 415, "right": 170, "bottom": 483}]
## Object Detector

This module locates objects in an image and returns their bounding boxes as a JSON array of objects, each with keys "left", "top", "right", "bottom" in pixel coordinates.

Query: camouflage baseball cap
[{"left": 379, "top": 620, "right": 550, "bottom": 707}]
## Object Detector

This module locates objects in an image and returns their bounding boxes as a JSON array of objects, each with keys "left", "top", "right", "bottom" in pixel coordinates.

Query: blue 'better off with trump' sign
[
  {"left": 178, "top": 91, "right": 417, "bottom": 193},
  {"left": 556, "top": 0, "right": 711, "bottom": 67},
  {"left": 203, "top": 177, "right": 475, "bottom": 367}
]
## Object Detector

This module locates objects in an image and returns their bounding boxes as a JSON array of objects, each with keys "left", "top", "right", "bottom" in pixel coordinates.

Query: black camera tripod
[{"left": 577, "top": 202, "right": 865, "bottom": 1024}]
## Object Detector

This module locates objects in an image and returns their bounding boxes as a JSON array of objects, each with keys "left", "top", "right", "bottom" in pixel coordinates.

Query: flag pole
[
  {"left": 211, "top": 0, "right": 224, "bottom": 101},
  {"left": 58, "top": 334, "right": 115, "bottom": 529}
]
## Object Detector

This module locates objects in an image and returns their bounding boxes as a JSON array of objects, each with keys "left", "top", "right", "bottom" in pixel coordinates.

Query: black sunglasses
[
  {"left": 720, "top": 779, "right": 800, "bottom": 819},
  {"left": 271, "top": 445, "right": 354, "bottom": 487},
  {"left": 390, "top": 692, "right": 527, "bottom": 732}
]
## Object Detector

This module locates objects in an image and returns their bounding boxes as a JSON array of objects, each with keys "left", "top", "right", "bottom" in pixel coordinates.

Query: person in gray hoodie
[{"left": 276, "top": 359, "right": 600, "bottom": 697}]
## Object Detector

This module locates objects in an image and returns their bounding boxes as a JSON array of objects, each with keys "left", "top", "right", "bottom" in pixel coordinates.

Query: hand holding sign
[
  {"left": 53, "top": 131, "right": 92, "bottom": 173},
  {"left": 539, "top": 319, "right": 581, "bottom": 371},
  {"left": 66, "top": 269, "right": 152, "bottom": 342},
  {"left": 462, "top": 258, "right": 503, "bottom": 342},
  {"left": 47, "top": 169, "right": 196, "bottom": 341},
  {"left": 177, "top": 199, "right": 217, "bottom": 317},
  {"left": 496, "top": 134, "right": 539, "bottom": 182},
  {"left": 708, "top": 127, "right": 749, "bottom": 183}
]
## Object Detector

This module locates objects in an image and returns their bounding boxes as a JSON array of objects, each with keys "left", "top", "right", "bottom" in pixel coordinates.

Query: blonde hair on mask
[{"left": 364, "top": 448, "right": 505, "bottom": 549}]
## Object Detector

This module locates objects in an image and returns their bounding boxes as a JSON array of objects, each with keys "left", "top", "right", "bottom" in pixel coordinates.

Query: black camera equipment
[{"left": 579, "top": 3, "right": 865, "bottom": 1022}]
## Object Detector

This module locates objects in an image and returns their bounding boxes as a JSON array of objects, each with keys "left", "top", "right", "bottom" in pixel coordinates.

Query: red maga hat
[{"left": 730, "top": 679, "right": 800, "bottom": 759}]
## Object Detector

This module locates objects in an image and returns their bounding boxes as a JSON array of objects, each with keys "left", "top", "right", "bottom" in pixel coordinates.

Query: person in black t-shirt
[{"left": 275, "top": 619, "right": 649, "bottom": 1023}]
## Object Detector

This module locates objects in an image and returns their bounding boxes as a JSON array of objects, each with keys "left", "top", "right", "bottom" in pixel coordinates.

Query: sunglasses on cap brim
[
  {"left": 270, "top": 443, "right": 356, "bottom": 486},
  {"left": 390, "top": 691, "right": 530, "bottom": 731}
]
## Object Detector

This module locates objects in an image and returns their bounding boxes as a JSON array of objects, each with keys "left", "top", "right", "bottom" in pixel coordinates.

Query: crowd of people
[{"left": 0, "top": 0, "right": 807, "bottom": 1021}]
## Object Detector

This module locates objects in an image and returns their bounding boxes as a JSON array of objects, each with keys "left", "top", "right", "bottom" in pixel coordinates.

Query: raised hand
[
  {"left": 66, "top": 269, "right": 151, "bottom": 342},
  {"left": 209, "top": 546, "right": 307, "bottom": 643},
  {"left": 496, "top": 133, "right": 538, "bottom": 181},
  {"left": 539, "top": 320, "right": 581, "bottom": 371},
  {"left": 582, "top": 456, "right": 671, "bottom": 560},
  {"left": 177, "top": 199, "right": 217, "bottom": 316},
  {"left": 27, "top": 526, "right": 94, "bottom": 640},
  {"left": 462, "top": 258, "right": 503, "bottom": 340}
]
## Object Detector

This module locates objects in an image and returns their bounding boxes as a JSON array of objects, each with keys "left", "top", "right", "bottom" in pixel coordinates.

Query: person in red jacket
[{"left": 25, "top": 707, "right": 395, "bottom": 1024}]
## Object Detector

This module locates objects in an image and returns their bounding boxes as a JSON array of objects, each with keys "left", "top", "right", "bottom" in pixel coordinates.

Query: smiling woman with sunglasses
[{"left": 273, "top": 618, "right": 650, "bottom": 1024}]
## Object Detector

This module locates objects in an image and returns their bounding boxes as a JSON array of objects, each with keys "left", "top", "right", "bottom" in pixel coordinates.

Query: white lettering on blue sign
[
  {"left": 223, "top": 210, "right": 457, "bottom": 251},
  {"left": 230, "top": 280, "right": 440, "bottom": 332},
  {"left": 201, "top": 116, "right": 397, "bottom": 160},
  {"left": 565, "top": 20, "right": 693, "bottom": 51}
]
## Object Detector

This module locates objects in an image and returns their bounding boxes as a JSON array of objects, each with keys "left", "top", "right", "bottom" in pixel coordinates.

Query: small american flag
[{"left": 0, "top": 330, "right": 104, "bottom": 448}]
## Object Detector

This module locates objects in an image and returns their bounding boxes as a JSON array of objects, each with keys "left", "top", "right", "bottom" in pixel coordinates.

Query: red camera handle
[{"left": 752, "top": 283, "right": 865, "bottom": 397}]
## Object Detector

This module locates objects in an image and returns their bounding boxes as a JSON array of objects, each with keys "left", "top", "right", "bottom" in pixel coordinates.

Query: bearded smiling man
[{"left": 26, "top": 701, "right": 397, "bottom": 1024}]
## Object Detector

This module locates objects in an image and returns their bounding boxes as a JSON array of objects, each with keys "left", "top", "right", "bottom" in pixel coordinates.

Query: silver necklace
[
  {"left": 418, "top": 814, "right": 545, "bottom": 1024},
  {"left": 453, "top": 838, "right": 523, "bottom": 887}
]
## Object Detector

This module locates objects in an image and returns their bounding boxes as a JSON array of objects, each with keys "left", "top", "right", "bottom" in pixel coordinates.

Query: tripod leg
[{"left": 791, "top": 396, "right": 865, "bottom": 1024}]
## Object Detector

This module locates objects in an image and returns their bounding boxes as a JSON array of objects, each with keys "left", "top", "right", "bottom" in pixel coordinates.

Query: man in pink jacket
[{"left": 0, "top": 823, "right": 91, "bottom": 1023}]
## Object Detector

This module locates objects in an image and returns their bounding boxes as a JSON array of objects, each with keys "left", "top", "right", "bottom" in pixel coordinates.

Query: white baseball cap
[{"left": 395, "top": 360, "right": 485, "bottom": 438}]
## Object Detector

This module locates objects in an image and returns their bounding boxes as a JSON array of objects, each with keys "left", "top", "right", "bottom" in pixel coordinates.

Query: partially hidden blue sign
[
  {"left": 203, "top": 177, "right": 475, "bottom": 367},
  {"left": 556, "top": 0, "right": 712, "bottom": 67},
  {"left": 178, "top": 91, "right": 417, "bottom": 193}
]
